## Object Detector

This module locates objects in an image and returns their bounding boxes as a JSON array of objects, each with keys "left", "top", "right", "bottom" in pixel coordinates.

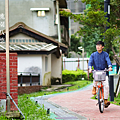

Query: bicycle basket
[{"left": 93, "top": 71, "right": 106, "bottom": 81}]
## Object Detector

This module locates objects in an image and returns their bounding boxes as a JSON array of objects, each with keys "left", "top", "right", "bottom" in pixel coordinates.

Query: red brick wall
[
  {"left": 0, "top": 53, "right": 18, "bottom": 111},
  {"left": 18, "top": 85, "right": 42, "bottom": 95}
]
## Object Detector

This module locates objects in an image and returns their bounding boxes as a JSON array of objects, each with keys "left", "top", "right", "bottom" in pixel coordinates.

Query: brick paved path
[{"left": 48, "top": 88, "right": 120, "bottom": 120}]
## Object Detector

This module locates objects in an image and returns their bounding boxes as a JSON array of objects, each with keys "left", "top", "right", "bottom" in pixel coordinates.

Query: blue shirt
[{"left": 88, "top": 51, "right": 112, "bottom": 70}]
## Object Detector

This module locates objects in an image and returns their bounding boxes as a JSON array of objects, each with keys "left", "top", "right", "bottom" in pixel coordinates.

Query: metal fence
[
  {"left": 62, "top": 57, "right": 89, "bottom": 73},
  {"left": 18, "top": 72, "right": 40, "bottom": 86}
]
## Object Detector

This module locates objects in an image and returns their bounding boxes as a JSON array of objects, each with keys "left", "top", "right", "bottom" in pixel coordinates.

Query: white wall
[
  {"left": 42, "top": 54, "right": 51, "bottom": 86},
  {"left": 10, "top": 33, "right": 34, "bottom": 39},
  {"left": 18, "top": 54, "right": 42, "bottom": 84},
  {"left": 51, "top": 54, "right": 62, "bottom": 79},
  {"left": 0, "top": 0, "right": 58, "bottom": 37}
]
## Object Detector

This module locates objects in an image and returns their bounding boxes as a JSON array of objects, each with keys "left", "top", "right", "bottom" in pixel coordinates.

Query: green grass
[
  {"left": 18, "top": 94, "right": 54, "bottom": 120},
  {"left": 63, "top": 80, "right": 92, "bottom": 91},
  {"left": 110, "top": 93, "right": 120, "bottom": 105}
]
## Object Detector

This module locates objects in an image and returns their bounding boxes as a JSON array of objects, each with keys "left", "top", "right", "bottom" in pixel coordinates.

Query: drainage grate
[{"left": 55, "top": 117, "right": 78, "bottom": 119}]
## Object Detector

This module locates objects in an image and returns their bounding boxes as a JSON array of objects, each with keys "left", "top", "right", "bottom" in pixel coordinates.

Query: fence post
[
  {"left": 116, "top": 62, "right": 119, "bottom": 74},
  {"left": 30, "top": 73, "right": 32, "bottom": 86},
  {"left": 38, "top": 74, "right": 40, "bottom": 85},
  {"left": 109, "top": 75, "right": 114, "bottom": 101},
  {"left": 20, "top": 73, "right": 23, "bottom": 86},
  {"left": 64, "top": 59, "right": 65, "bottom": 70},
  {"left": 77, "top": 58, "right": 79, "bottom": 69},
  {"left": 87, "top": 60, "right": 89, "bottom": 81}
]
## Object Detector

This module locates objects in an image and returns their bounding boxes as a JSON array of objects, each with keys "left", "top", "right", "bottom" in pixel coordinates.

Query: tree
[
  {"left": 60, "top": 0, "right": 120, "bottom": 64},
  {"left": 70, "top": 34, "right": 81, "bottom": 53},
  {"left": 67, "top": 34, "right": 82, "bottom": 58}
]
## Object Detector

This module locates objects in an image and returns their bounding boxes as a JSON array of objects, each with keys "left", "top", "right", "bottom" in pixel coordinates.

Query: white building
[{"left": 0, "top": 22, "right": 67, "bottom": 86}]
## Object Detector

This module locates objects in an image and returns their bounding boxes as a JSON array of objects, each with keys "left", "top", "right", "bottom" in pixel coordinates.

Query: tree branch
[{"left": 111, "top": 46, "right": 120, "bottom": 66}]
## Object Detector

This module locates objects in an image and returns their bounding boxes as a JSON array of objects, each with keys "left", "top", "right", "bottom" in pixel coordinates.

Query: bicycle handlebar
[{"left": 92, "top": 68, "right": 109, "bottom": 73}]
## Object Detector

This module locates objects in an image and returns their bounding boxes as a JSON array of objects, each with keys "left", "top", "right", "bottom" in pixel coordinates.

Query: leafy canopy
[{"left": 60, "top": 0, "right": 120, "bottom": 59}]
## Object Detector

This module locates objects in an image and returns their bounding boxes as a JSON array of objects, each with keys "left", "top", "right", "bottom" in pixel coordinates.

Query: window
[
  {"left": 67, "top": 0, "right": 86, "bottom": 14},
  {"left": 45, "top": 56, "right": 48, "bottom": 72}
]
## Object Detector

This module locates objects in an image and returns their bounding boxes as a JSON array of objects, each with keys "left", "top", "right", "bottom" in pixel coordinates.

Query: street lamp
[{"left": 78, "top": 46, "right": 84, "bottom": 71}]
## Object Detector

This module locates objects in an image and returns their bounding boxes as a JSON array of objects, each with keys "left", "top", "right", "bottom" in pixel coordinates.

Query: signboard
[
  {"left": 0, "top": 13, "right": 5, "bottom": 42},
  {"left": 0, "top": 99, "right": 6, "bottom": 112}
]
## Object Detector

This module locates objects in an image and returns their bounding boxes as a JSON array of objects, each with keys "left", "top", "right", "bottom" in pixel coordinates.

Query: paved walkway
[
  {"left": 34, "top": 86, "right": 88, "bottom": 120},
  {"left": 48, "top": 84, "right": 120, "bottom": 120}
]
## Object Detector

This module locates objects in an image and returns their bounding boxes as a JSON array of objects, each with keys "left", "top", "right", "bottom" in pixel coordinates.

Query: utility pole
[
  {"left": 104, "top": 0, "right": 114, "bottom": 102},
  {"left": 104, "top": 0, "right": 110, "bottom": 26},
  {"left": 56, "top": 0, "right": 62, "bottom": 84},
  {"left": 56, "top": 0, "right": 61, "bottom": 43},
  {"left": 5, "top": 0, "right": 10, "bottom": 111},
  {"left": 104, "top": 0, "right": 110, "bottom": 55}
]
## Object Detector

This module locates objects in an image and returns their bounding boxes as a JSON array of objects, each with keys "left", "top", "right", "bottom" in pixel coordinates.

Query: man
[{"left": 88, "top": 41, "right": 112, "bottom": 108}]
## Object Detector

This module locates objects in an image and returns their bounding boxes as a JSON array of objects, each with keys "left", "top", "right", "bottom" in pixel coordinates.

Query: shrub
[
  {"left": 62, "top": 69, "right": 88, "bottom": 83},
  {"left": 89, "top": 73, "right": 93, "bottom": 81}
]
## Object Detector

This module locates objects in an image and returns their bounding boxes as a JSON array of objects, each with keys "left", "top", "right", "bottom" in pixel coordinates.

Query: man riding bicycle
[{"left": 88, "top": 41, "right": 112, "bottom": 108}]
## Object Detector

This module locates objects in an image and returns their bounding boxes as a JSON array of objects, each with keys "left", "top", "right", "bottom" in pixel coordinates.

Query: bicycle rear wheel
[{"left": 98, "top": 88, "right": 104, "bottom": 113}]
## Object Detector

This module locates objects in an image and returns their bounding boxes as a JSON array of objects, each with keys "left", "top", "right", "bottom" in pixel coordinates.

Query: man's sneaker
[
  {"left": 92, "top": 86, "right": 96, "bottom": 95},
  {"left": 104, "top": 99, "right": 110, "bottom": 108}
]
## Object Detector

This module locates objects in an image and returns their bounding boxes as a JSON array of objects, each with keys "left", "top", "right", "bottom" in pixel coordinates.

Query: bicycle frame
[
  {"left": 92, "top": 69, "right": 108, "bottom": 113},
  {"left": 97, "top": 82, "right": 104, "bottom": 100}
]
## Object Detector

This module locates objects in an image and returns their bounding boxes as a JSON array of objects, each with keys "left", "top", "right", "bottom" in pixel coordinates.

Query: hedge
[{"left": 62, "top": 69, "right": 88, "bottom": 83}]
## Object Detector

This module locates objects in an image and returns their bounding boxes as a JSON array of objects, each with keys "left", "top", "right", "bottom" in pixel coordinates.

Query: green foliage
[
  {"left": 70, "top": 34, "right": 82, "bottom": 53},
  {"left": 0, "top": 114, "right": 7, "bottom": 120},
  {"left": 18, "top": 94, "right": 53, "bottom": 120},
  {"left": 103, "top": 28, "right": 120, "bottom": 48},
  {"left": 62, "top": 69, "right": 88, "bottom": 83},
  {"left": 89, "top": 73, "right": 93, "bottom": 81},
  {"left": 63, "top": 80, "right": 92, "bottom": 91},
  {"left": 82, "top": 27, "right": 104, "bottom": 56},
  {"left": 60, "top": 0, "right": 120, "bottom": 59}
]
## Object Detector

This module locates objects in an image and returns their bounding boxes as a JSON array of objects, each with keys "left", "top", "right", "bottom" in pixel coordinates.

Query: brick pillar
[{"left": 0, "top": 53, "right": 18, "bottom": 111}]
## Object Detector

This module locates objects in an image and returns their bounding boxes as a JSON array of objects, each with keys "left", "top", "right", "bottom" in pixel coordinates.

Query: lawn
[{"left": 111, "top": 93, "right": 120, "bottom": 105}]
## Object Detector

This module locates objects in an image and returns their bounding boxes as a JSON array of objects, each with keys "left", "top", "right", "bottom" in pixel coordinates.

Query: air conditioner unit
[{"left": 0, "top": 99, "right": 6, "bottom": 112}]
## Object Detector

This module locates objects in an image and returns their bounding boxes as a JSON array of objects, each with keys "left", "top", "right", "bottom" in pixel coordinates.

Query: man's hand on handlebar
[
  {"left": 89, "top": 68, "right": 92, "bottom": 73},
  {"left": 108, "top": 67, "right": 112, "bottom": 71}
]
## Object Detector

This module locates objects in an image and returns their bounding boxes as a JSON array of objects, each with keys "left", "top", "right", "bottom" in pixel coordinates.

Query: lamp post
[
  {"left": 78, "top": 47, "right": 84, "bottom": 71},
  {"left": 5, "top": 0, "right": 10, "bottom": 112}
]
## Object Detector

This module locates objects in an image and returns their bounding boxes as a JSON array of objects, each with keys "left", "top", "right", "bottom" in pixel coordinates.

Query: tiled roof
[
  {"left": 0, "top": 22, "right": 67, "bottom": 49},
  {"left": 0, "top": 42, "right": 57, "bottom": 51}
]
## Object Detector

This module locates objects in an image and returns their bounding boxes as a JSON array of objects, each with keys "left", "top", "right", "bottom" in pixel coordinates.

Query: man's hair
[{"left": 96, "top": 41, "right": 104, "bottom": 46}]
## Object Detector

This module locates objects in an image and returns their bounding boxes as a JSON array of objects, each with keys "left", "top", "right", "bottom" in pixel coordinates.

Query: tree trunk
[{"left": 111, "top": 46, "right": 120, "bottom": 66}]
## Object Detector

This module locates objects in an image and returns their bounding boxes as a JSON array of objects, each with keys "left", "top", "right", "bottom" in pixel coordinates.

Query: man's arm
[
  {"left": 88, "top": 53, "right": 94, "bottom": 73},
  {"left": 105, "top": 52, "right": 112, "bottom": 71}
]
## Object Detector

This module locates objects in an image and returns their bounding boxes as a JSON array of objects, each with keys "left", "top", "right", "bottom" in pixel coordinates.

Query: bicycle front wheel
[{"left": 98, "top": 88, "right": 104, "bottom": 113}]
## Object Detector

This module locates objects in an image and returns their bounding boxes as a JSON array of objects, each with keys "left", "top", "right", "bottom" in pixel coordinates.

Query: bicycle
[{"left": 93, "top": 69, "right": 108, "bottom": 113}]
